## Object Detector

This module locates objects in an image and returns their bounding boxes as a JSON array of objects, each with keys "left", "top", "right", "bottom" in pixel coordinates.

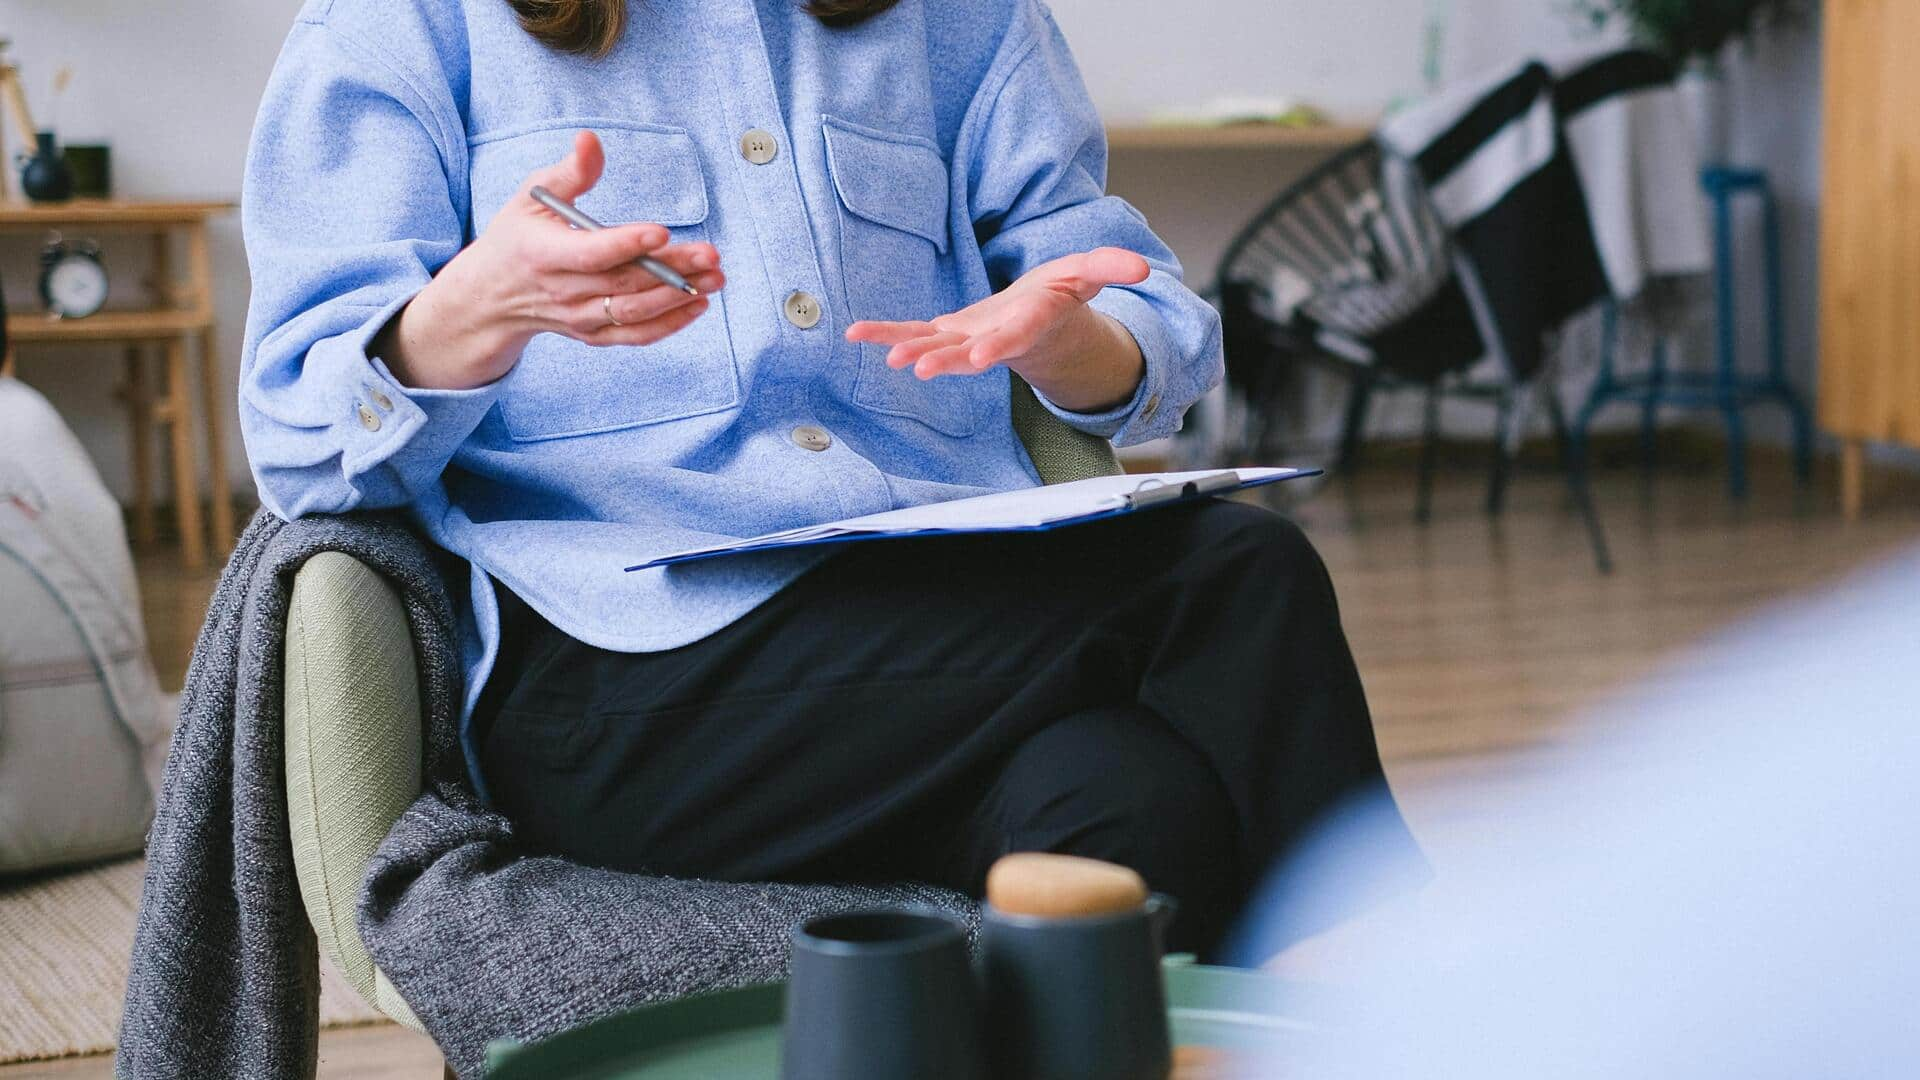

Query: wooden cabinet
[{"left": 1819, "top": 0, "right": 1920, "bottom": 517}]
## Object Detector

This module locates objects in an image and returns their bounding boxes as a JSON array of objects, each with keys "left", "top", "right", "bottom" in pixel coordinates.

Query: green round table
[{"left": 486, "top": 959, "right": 1312, "bottom": 1079}]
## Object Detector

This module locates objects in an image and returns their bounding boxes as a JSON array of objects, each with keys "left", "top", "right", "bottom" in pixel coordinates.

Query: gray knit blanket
[{"left": 118, "top": 510, "right": 973, "bottom": 1078}]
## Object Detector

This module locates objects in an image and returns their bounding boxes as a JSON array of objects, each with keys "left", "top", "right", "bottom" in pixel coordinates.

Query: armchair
[{"left": 280, "top": 380, "right": 1123, "bottom": 1059}]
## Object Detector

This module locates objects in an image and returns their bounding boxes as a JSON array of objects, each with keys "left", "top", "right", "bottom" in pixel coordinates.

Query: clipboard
[
  {"left": 1111, "top": 471, "right": 1254, "bottom": 509},
  {"left": 625, "top": 467, "right": 1319, "bottom": 572}
]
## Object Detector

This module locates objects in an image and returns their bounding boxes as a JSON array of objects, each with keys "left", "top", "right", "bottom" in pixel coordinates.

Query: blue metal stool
[{"left": 1573, "top": 166, "right": 1814, "bottom": 498}]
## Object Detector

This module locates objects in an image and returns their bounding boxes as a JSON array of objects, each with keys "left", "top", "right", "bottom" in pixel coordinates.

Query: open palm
[{"left": 847, "top": 247, "right": 1151, "bottom": 381}]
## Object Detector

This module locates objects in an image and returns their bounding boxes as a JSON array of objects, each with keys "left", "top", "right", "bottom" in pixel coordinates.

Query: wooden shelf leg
[
  {"left": 163, "top": 336, "right": 207, "bottom": 569},
  {"left": 183, "top": 219, "right": 235, "bottom": 557},
  {"left": 1840, "top": 439, "right": 1865, "bottom": 521},
  {"left": 125, "top": 344, "right": 158, "bottom": 548},
  {"left": 198, "top": 329, "right": 236, "bottom": 556}
]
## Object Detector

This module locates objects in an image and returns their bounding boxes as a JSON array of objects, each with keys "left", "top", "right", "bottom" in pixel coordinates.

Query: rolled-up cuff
[
  {"left": 1033, "top": 286, "right": 1179, "bottom": 447},
  {"left": 322, "top": 296, "right": 502, "bottom": 485}
]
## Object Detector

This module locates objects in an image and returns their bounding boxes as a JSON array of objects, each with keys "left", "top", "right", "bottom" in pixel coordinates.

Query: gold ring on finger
[{"left": 604, "top": 295, "right": 625, "bottom": 328}]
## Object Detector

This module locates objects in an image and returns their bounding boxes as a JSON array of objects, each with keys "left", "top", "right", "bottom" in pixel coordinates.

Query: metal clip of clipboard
[{"left": 1117, "top": 471, "right": 1244, "bottom": 510}]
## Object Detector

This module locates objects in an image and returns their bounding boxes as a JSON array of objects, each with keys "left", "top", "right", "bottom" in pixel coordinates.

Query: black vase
[{"left": 19, "top": 132, "right": 75, "bottom": 203}]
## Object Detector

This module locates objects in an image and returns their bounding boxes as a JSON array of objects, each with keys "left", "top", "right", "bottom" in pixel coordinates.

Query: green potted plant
[
  {"left": 1571, "top": 0, "right": 1804, "bottom": 64},
  {"left": 1569, "top": 0, "right": 1806, "bottom": 162}
]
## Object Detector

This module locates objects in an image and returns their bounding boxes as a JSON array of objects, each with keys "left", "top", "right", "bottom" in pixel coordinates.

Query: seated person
[{"left": 238, "top": 0, "right": 1417, "bottom": 958}]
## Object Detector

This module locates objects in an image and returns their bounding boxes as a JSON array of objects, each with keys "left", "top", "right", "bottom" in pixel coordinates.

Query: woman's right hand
[{"left": 374, "top": 130, "right": 725, "bottom": 392}]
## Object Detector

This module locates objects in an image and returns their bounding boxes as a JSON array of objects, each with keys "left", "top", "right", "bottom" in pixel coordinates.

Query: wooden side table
[{"left": 0, "top": 199, "right": 236, "bottom": 568}]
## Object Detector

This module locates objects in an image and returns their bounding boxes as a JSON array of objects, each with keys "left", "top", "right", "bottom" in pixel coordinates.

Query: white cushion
[{"left": 0, "top": 376, "right": 173, "bottom": 874}]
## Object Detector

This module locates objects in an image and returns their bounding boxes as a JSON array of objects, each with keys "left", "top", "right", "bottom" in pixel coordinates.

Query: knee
[
  {"left": 998, "top": 711, "right": 1239, "bottom": 898},
  {"left": 1189, "top": 503, "right": 1326, "bottom": 580},
  {"left": 1112, "top": 743, "right": 1235, "bottom": 865}
]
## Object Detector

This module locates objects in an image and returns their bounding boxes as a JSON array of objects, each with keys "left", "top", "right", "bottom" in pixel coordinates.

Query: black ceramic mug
[
  {"left": 979, "top": 893, "right": 1177, "bottom": 1080},
  {"left": 781, "top": 910, "right": 986, "bottom": 1080}
]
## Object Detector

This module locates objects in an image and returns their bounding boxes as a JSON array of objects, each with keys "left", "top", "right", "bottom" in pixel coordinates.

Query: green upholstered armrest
[
  {"left": 284, "top": 550, "right": 427, "bottom": 1032},
  {"left": 1011, "top": 377, "right": 1124, "bottom": 484}
]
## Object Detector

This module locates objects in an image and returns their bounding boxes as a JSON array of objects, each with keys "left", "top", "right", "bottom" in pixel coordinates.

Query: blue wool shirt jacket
[{"left": 241, "top": 0, "right": 1224, "bottom": 783}]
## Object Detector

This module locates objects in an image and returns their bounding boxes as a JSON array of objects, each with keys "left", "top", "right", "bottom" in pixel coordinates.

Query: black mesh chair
[{"left": 1212, "top": 140, "right": 1613, "bottom": 572}]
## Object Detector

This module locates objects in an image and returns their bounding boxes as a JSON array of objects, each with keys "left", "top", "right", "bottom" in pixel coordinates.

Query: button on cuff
[
  {"left": 339, "top": 352, "right": 499, "bottom": 482},
  {"left": 329, "top": 296, "right": 498, "bottom": 484}
]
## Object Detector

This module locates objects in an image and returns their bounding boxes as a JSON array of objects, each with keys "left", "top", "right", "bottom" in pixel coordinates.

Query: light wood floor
[{"left": 11, "top": 451, "right": 1919, "bottom": 1078}]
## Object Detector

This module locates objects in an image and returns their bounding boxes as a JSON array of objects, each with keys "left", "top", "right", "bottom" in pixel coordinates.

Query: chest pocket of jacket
[
  {"left": 469, "top": 121, "right": 739, "bottom": 442},
  {"left": 823, "top": 116, "right": 978, "bottom": 438}
]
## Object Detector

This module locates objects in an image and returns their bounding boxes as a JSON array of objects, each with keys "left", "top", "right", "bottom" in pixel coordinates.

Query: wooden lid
[
  {"left": 985, "top": 853, "right": 1149, "bottom": 918},
  {"left": 1171, "top": 1045, "right": 1263, "bottom": 1079}
]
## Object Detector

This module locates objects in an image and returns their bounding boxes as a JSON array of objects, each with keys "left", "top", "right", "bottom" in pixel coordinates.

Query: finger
[
  {"left": 847, "top": 320, "right": 938, "bottom": 346},
  {"left": 628, "top": 241, "right": 720, "bottom": 290},
  {"left": 555, "top": 244, "right": 722, "bottom": 298},
  {"left": 524, "top": 130, "right": 605, "bottom": 202},
  {"left": 541, "top": 223, "right": 674, "bottom": 274},
  {"left": 1082, "top": 246, "right": 1153, "bottom": 287},
  {"left": 559, "top": 280, "right": 713, "bottom": 336},
  {"left": 587, "top": 297, "right": 711, "bottom": 348},
  {"left": 580, "top": 296, "right": 712, "bottom": 348},
  {"left": 630, "top": 240, "right": 719, "bottom": 275},
  {"left": 964, "top": 328, "right": 1028, "bottom": 370},
  {"left": 540, "top": 267, "right": 723, "bottom": 329},
  {"left": 914, "top": 342, "right": 986, "bottom": 379},
  {"left": 885, "top": 331, "right": 968, "bottom": 370},
  {"left": 1035, "top": 246, "right": 1154, "bottom": 302},
  {"left": 683, "top": 268, "right": 726, "bottom": 295},
  {"left": 608, "top": 273, "right": 723, "bottom": 321}
]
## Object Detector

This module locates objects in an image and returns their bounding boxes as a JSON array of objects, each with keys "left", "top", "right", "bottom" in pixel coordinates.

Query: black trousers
[{"left": 477, "top": 500, "right": 1413, "bottom": 957}]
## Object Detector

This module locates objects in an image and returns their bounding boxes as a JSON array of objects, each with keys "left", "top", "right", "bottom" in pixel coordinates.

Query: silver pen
[{"left": 529, "top": 185, "right": 701, "bottom": 297}]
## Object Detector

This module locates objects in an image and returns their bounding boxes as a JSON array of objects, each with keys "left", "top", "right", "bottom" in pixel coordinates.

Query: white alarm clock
[{"left": 39, "top": 234, "right": 109, "bottom": 320}]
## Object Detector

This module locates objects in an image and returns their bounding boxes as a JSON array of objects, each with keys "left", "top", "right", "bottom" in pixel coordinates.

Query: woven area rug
[{"left": 0, "top": 857, "right": 384, "bottom": 1065}]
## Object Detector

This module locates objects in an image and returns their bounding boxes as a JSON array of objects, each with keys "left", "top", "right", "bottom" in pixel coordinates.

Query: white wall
[
  {"left": 1052, "top": 0, "right": 1625, "bottom": 287},
  {"left": 0, "top": 0, "right": 1823, "bottom": 503},
  {"left": 1719, "top": 17, "right": 1825, "bottom": 452},
  {"left": 1055, "top": 0, "right": 1608, "bottom": 127},
  {"left": 1051, "top": 1, "right": 1826, "bottom": 455},
  {"left": 0, "top": 0, "right": 301, "bottom": 502}
]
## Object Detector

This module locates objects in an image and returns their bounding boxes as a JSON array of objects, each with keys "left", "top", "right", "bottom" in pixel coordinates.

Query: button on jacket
[{"left": 240, "top": 0, "right": 1224, "bottom": 782}]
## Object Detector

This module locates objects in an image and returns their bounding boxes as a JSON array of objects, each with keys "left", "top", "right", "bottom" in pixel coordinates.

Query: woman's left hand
[{"left": 846, "top": 246, "right": 1151, "bottom": 414}]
